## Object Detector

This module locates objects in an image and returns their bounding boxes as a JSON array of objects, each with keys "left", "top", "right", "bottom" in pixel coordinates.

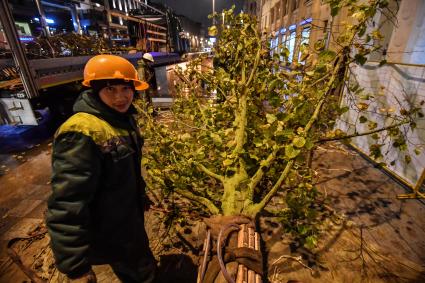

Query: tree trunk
[{"left": 197, "top": 216, "right": 263, "bottom": 283}]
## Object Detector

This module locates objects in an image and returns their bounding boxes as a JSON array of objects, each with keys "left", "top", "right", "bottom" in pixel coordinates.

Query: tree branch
[
  {"left": 233, "top": 94, "right": 248, "bottom": 156},
  {"left": 173, "top": 71, "right": 210, "bottom": 125},
  {"left": 305, "top": 60, "right": 343, "bottom": 133},
  {"left": 174, "top": 188, "right": 220, "bottom": 215},
  {"left": 194, "top": 162, "right": 224, "bottom": 181},
  {"left": 246, "top": 147, "right": 279, "bottom": 200},
  {"left": 246, "top": 47, "right": 262, "bottom": 87},
  {"left": 244, "top": 160, "right": 294, "bottom": 216},
  {"left": 245, "top": 58, "right": 344, "bottom": 217},
  {"left": 317, "top": 121, "right": 408, "bottom": 143}
]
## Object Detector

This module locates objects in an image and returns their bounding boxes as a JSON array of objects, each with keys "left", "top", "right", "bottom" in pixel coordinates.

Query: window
[
  {"left": 298, "top": 26, "right": 311, "bottom": 63},
  {"left": 287, "top": 30, "right": 296, "bottom": 62},
  {"left": 280, "top": 33, "right": 287, "bottom": 62},
  {"left": 323, "top": 20, "right": 328, "bottom": 33},
  {"left": 250, "top": 2, "right": 256, "bottom": 13}
]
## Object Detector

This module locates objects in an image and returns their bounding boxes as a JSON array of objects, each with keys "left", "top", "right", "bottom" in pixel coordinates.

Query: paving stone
[
  {"left": 0, "top": 207, "right": 8, "bottom": 219},
  {"left": 7, "top": 199, "right": 42, "bottom": 218},
  {"left": 93, "top": 265, "right": 120, "bottom": 282},
  {"left": 26, "top": 202, "right": 47, "bottom": 220},
  {"left": 1, "top": 218, "right": 43, "bottom": 241},
  {"left": 26, "top": 185, "right": 51, "bottom": 201},
  {"left": 0, "top": 198, "right": 22, "bottom": 211},
  {"left": 0, "top": 216, "right": 19, "bottom": 237}
]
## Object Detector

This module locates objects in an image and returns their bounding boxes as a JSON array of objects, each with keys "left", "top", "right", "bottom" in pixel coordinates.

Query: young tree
[{"left": 137, "top": 0, "right": 421, "bottom": 250}]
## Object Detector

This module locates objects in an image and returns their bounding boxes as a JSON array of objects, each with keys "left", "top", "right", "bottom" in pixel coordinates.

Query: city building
[
  {"left": 258, "top": 0, "right": 425, "bottom": 192},
  {"left": 177, "top": 15, "right": 205, "bottom": 52},
  {"left": 259, "top": 0, "right": 337, "bottom": 64},
  {"left": 1, "top": 0, "right": 193, "bottom": 53},
  {"left": 243, "top": 0, "right": 259, "bottom": 19}
]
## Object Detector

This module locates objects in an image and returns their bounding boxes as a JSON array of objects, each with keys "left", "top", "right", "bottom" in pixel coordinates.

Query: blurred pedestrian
[{"left": 137, "top": 53, "right": 155, "bottom": 107}]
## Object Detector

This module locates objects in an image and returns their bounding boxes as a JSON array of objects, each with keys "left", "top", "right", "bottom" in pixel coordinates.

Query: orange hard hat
[{"left": 82, "top": 54, "right": 149, "bottom": 91}]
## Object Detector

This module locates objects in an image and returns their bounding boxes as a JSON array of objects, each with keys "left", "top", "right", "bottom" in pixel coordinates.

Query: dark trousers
[{"left": 111, "top": 257, "right": 157, "bottom": 283}]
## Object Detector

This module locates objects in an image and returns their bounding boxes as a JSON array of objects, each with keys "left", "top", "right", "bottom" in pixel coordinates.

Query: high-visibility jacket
[{"left": 46, "top": 91, "right": 153, "bottom": 278}]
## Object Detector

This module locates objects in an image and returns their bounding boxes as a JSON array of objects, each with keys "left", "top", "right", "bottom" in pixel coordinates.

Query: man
[
  {"left": 137, "top": 53, "right": 155, "bottom": 106},
  {"left": 46, "top": 55, "right": 156, "bottom": 283}
]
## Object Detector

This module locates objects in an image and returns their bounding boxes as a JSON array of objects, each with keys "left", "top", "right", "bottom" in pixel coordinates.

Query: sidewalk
[{"left": 0, "top": 141, "right": 51, "bottom": 282}]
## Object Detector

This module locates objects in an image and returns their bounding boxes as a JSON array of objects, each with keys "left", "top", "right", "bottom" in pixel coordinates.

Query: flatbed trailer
[
  {"left": 0, "top": 52, "right": 181, "bottom": 91},
  {"left": 0, "top": 52, "right": 181, "bottom": 126}
]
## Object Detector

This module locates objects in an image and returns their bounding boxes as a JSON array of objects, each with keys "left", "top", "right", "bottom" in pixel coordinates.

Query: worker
[
  {"left": 137, "top": 53, "right": 155, "bottom": 107},
  {"left": 46, "top": 54, "right": 156, "bottom": 283}
]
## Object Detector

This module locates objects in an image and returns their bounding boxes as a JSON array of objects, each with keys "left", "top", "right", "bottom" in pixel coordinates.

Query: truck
[{"left": 0, "top": 0, "right": 193, "bottom": 127}]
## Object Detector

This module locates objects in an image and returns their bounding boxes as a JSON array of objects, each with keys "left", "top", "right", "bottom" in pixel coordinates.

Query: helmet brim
[
  {"left": 83, "top": 79, "right": 149, "bottom": 91},
  {"left": 134, "top": 80, "right": 149, "bottom": 91}
]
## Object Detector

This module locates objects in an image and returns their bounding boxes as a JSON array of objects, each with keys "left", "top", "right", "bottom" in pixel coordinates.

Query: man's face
[{"left": 98, "top": 84, "right": 134, "bottom": 113}]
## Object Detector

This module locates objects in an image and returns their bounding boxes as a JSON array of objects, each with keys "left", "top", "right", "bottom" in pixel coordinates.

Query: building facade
[
  {"left": 243, "top": 0, "right": 260, "bottom": 19},
  {"left": 258, "top": 0, "right": 425, "bottom": 65},
  {"left": 258, "top": 0, "right": 347, "bottom": 64},
  {"left": 259, "top": 0, "right": 425, "bottom": 189}
]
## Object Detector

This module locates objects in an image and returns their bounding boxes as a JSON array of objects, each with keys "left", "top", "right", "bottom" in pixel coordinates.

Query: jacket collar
[{"left": 73, "top": 90, "right": 138, "bottom": 131}]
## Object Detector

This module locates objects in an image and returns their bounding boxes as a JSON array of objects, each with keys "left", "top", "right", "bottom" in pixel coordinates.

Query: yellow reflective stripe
[{"left": 56, "top": 112, "right": 129, "bottom": 145}]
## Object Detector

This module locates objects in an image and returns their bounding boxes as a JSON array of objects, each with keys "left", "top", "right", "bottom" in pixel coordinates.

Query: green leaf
[
  {"left": 285, "top": 145, "right": 301, "bottom": 159},
  {"left": 371, "top": 133, "right": 379, "bottom": 140},
  {"left": 223, "top": 159, "right": 233, "bottom": 166},
  {"left": 331, "top": 6, "right": 340, "bottom": 17},
  {"left": 355, "top": 54, "right": 367, "bottom": 65},
  {"left": 293, "top": 136, "right": 306, "bottom": 148},
  {"left": 179, "top": 133, "right": 191, "bottom": 141},
  {"left": 359, "top": 116, "right": 368, "bottom": 123},
  {"left": 358, "top": 25, "right": 366, "bottom": 37},
  {"left": 305, "top": 235, "right": 317, "bottom": 249},
  {"left": 369, "top": 144, "right": 383, "bottom": 159},
  {"left": 314, "top": 39, "right": 325, "bottom": 51},
  {"left": 253, "top": 137, "right": 263, "bottom": 147},
  {"left": 305, "top": 139, "right": 314, "bottom": 150},
  {"left": 208, "top": 25, "right": 218, "bottom": 36},
  {"left": 339, "top": 106, "right": 349, "bottom": 114},
  {"left": 266, "top": 113, "right": 277, "bottom": 124},
  {"left": 368, "top": 121, "right": 378, "bottom": 130},
  {"left": 210, "top": 133, "right": 223, "bottom": 145},
  {"left": 405, "top": 155, "right": 411, "bottom": 164},
  {"left": 269, "top": 79, "right": 280, "bottom": 90},
  {"left": 318, "top": 50, "right": 337, "bottom": 62}
]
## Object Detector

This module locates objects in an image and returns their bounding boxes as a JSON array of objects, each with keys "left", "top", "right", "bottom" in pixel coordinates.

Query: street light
[{"left": 212, "top": 0, "right": 215, "bottom": 25}]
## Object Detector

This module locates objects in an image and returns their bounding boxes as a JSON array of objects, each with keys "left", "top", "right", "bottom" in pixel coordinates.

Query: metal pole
[
  {"left": 0, "top": 0, "right": 39, "bottom": 99},
  {"left": 325, "top": 15, "right": 333, "bottom": 49},
  {"left": 103, "top": 0, "right": 113, "bottom": 48},
  {"left": 34, "top": 0, "right": 50, "bottom": 37},
  {"left": 139, "top": 0, "right": 166, "bottom": 15},
  {"left": 70, "top": 5, "right": 82, "bottom": 34},
  {"left": 212, "top": 0, "right": 215, "bottom": 25},
  {"left": 397, "top": 168, "right": 425, "bottom": 199}
]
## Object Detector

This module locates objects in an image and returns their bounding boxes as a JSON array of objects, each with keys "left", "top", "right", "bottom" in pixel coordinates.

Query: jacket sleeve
[{"left": 46, "top": 132, "right": 101, "bottom": 279}]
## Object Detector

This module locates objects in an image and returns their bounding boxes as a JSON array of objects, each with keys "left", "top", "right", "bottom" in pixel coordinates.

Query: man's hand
[{"left": 69, "top": 270, "right": 97, "bottom": 283}]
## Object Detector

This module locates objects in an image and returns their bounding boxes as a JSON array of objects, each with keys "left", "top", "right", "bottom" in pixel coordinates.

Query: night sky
[{"left": 151, "top": 0, "right": 245, "bottom": 27}]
